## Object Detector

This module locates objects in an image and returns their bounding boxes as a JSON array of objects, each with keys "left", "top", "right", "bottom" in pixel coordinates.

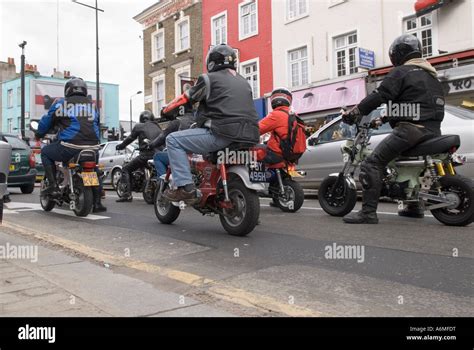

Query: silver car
[
  {"left": 98, "top": 141, "right": 137, "bottom": 189},
  {"left": 296, "top": 105, "right": 474, "bottom": 189}
]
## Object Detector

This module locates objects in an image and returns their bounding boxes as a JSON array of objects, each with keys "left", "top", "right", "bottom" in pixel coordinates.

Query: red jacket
[{"left": 259, "top": 106, "right": 290, "bottom": 156}]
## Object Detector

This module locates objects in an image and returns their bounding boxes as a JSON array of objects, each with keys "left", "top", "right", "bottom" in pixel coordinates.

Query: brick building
[
  {"left": 0, "top": 58, "right": 19, "bottom": 128},
  {"left": 134, "top": 0, "right": 203, "bottom": 116}
]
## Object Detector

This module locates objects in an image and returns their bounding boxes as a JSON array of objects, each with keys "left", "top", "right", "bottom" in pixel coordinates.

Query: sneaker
[{"left": 163, "top": 187, "right": 197, "bottom": 202}]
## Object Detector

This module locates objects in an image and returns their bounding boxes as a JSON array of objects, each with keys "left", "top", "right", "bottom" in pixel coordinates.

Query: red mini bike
[{"left": 153, "top": 144, "right": 265, "bottom": 236}]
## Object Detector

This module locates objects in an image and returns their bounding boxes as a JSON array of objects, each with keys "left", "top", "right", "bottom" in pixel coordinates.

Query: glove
[
  {"left": 115, "top": 143, "right": 125, "bottom": 151},
  {"left": 341, "top": 106, "right": 361, "bottom": 125},
  {"left": 160, "top": 106, "right": 167, "bottom": 118}
]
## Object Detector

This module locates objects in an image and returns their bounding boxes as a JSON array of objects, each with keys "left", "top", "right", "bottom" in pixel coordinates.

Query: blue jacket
[{"left": 38, "top": 96, "right": 100, "bottom": 145}]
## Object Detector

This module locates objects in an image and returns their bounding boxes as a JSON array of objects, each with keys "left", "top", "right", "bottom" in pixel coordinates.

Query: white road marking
[{"left": 4, "top": 202, "right": 109, "bottom": 220}]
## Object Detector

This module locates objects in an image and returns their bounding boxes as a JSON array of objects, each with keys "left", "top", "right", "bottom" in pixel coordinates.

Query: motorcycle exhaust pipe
[{"left": 394, "top": 160, "right": 425, "bottom": 167}]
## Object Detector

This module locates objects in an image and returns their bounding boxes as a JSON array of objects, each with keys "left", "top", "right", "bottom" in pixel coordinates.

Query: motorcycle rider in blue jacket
[{"left": 36, "top": 77, "right": 106, "bottom": 213}]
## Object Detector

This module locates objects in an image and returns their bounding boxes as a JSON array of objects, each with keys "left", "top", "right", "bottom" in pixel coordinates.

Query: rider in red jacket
[{"left": 258, "top": 87, "right": 292, "bottom": 163}]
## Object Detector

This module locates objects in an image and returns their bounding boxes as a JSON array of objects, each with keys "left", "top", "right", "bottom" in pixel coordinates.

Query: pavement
[{"left": 1, "top": 187, "right": 473, "bottom": 317}]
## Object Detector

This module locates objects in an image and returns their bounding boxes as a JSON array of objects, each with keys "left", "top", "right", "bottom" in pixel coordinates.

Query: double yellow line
[{"left": 3, "top": 221, "right": 320, "bottom": 317}]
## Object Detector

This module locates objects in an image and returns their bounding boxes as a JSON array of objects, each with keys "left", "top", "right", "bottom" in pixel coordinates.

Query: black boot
[
  {"left": 343, "top": 187, "right": 379, "bottom": 224},
  {"left": 41, "top": 165, "right": 59, "bottom": 197},
  {"left": 92, "top": 187, "right": 107, "bottom": 213},
  {"left": 116, "top": 172, "right": 132, "bottom": 202},
  {"left": 3, "top": 194, "right": 11, "bottom": 203},
  {"left": 398, "top": 201, "right": 424, "bottom": 218}
]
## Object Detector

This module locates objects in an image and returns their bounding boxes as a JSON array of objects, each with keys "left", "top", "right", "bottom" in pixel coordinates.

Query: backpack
[{"left": 278, "top": 110, "right": 307, "bottom": 163}]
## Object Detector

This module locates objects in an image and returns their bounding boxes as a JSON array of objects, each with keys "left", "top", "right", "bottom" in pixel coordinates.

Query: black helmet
[
  {"left": 206, "top": 44, "right": 237, "bottom": 72},
  {"left": 139, "top": 110, "right": 155, "bottom": 123},
  {"left": 64, "top": 77, "right": 88, "bottom": 97},
  {"left": 389, "top": 34, "right": 422, "bottom": 66},
  {"left": 270, "top": 87, "right": 292, "bottom": 109}
]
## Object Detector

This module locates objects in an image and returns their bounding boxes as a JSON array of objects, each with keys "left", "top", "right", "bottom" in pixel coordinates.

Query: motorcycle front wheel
[
  {"left": 319, "top": 175, "right": 357, "bottom": 217},
  {"left": 219, "top": 179, "right": 260, "bottom": 236},
  {"left": 430, "top": 175, "right": 474, "bottom": 226},
  {"left": 154, "top": 181, "right": 181, "bottom": 224},
  {"left": 143, "top": 178, "right": 156, "bottom": 205}
]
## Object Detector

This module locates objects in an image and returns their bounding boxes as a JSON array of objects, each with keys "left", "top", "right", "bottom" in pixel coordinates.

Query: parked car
[
  {"left": 98, "top": 141, "right": 137, "bottom": 189},
  {"left": 0, "top": 133, "right": 37, "bottom": 193},
  {"left": 296, "top": 105, "right": 474, "bottom": 189}
]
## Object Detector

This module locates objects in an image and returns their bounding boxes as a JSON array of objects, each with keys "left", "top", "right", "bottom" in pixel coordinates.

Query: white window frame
[
  {"left": 175, "top": 15, "right": 190, "bottom": 54},
  {"left": 333, "top": 31, "right": 358, "bottom": 77},
  {"left": 403, "top": 13, "right": 438, "bottom": 58},
  {"left": 7, "top": 118, "right": 13, "bottom": 133},
  {"left": 17, "top": 117, "right": 21, "bottom": 135},
  {"left": 239, "top": 0, "right": 258, "bottom": 41},
  {"left": 173, "top": 61, "right": 192, "bottom": 97},
  {"left": 328, "top": 0, "right": 347, "bottom": 8},
  {"left": 152, "top": 73, "right": 166, "bottom": 116},
  {"left": 287, "top": 45, "right": 310, "bottom": 88},
  {"left": 17, "top": 86, "right": 21, "bottom": 106},
  {"left": 240, "top": 57, "right": 260, "bottom": 99},
  {"left": 151, "top": 27, "right": 165, "bottom": 63},
  {"left": 211, "top": 10, "right": 227, "bottom": 45},
  {"left": 286, "top": 0, "right": 309, "bottom": 23},
  {"left": 7, "top": 89, "right": 13, "bottom": 108}
]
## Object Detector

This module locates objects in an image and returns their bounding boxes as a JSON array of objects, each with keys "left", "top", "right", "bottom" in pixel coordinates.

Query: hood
[{"left": 404, "top": 58, "right": 438, "bottom": 77}]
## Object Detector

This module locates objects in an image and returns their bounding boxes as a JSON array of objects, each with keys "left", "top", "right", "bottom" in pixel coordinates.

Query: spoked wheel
[
  {"left": 71, "top": 175, "right": 93, "bottom": 217},
  {"left": 270, "top": 179, "right": 304, "bottom": 213},
  {"left": 154, "top": 181, "right": 181, "bottom": 224},
  {"left": 318, "top": 175, "right": 357, "bottom": 217},
  {"left": 430, "top": 175, "right": 474, "bottom": 226},
  {"left": 39, "top": 179, "right": 55, "bottom": 212},
  {"left": 143, "top": 179, "right": 156, "bottom": 205},
  {"left": 111, "top": 169, "right": 122, "bottom": 190},
  {"left": 219, "top": 179, "right": 260, "bottom": 236}
]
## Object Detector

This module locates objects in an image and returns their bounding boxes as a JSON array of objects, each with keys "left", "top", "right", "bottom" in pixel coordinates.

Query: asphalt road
[{"left": 2, "top": 187, "right": 473, "bottom": 316}]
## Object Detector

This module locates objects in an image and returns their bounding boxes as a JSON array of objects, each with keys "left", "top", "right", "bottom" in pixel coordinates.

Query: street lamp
[
  {"left": 71, "top": 0, "right": 104, "bottom": 125},
  {"left": 130, "top": 91, "right": 142, "bottom": 133}
]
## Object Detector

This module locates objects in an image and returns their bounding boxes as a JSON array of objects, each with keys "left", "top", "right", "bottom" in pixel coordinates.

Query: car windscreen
[
  {"left": 4, "top": 135, "right": 29, "bottom": 150},
  {"left": 445, "top": 105, "right": 474, "bottom": 120}
]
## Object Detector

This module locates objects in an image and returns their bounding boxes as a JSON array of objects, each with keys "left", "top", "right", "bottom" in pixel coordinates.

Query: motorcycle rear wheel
[
  {"left": 430, "top": 175, "right": 474, "bottom": 227},
  {"left": 219, "top": 179, "right": 260, "bottom": 236},
  {"left": 270, "top": 179, "right": 304, "bottom": 213},
  {"left": 39, "top": 179, "right": 55, "bottom": 212},
  {"left": 319, "top": 175, "right": 357, "bottom": 217}
]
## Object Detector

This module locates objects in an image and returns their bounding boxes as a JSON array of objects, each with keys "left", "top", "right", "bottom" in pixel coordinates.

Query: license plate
[
  {"left": 9, "top": 164, "right": 15, "bottom": 171},
  {"left": 81, "top": 172, "right": 99, "bottom": 186},
  {"left": 249, "top": 161, "right": 266, "bottom": 183}
]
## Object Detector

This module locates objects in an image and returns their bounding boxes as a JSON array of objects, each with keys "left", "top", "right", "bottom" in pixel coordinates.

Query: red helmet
[{"left": 270, "top": 87, "right": 292, "bottom": 109}]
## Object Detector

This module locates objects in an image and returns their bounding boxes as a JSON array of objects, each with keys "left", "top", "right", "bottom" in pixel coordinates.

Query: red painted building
[{"left": 202, "top": 0, "right": 273, "bottom": 104}]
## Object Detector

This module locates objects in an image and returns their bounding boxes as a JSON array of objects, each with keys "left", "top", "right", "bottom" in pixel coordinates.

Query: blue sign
[
  {"left": 253, "top": 98, "right": 267, "bottom": 120},
  {"left": 357, "top": 48, "right": 375, "bottom": 69}
]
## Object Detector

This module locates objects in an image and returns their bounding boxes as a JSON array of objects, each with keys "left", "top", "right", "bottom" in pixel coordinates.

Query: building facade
[
  {"left": 1, "top": 70, "right": 119, "bottom": 142},
  {"left": 134, "top": 0, "right": 203, "bottom": 117},
  {"left": 271, "top": 0, "right": 474, "bottom": 126},
  {"left": 202, "top": 0, "right": 273, "bottom": 117},
  {"left": 0, "top": 57, "right": 19, "bottom": 129}
]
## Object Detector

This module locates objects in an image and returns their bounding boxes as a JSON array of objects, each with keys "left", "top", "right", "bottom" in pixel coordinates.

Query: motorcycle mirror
[{"left": 30, "top": 121, "right": 39, "bottom": 132}]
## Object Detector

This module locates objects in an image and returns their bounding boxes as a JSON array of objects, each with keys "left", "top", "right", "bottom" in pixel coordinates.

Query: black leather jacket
[
  {"left": 118, "top": 121, "right": 162, "bottom": 155},
  {"left": 149, "top": 114, "right": 195, "bottom": 150}
]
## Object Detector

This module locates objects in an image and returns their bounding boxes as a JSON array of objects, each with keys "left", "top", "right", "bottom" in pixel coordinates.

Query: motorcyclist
[
  {"left": 36, "top": 77, "right": 106, "bottom": 213},
  {"left": 342, "top": 34, "right": 445, "bottom": 224},
  {"left": 159, "top": 44, "right": 260, "bottom": 202},
  {"left": 258, "top": 87, "right": 294, "bottom": 164},
  {"left": 146, "top": 99, "right": 196, "bottom": 178},
  {"left": 115, "top": 110, "right": 162, "bottom": 202}
]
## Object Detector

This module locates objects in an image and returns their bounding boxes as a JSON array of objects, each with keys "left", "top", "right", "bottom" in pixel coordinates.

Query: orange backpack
[{"left": 279, "top": 111, "right": 307, "bottom": 163}]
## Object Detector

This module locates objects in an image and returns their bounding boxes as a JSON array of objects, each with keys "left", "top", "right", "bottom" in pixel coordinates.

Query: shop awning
[{"left": 415, "top": 0, "right": 446, "bottom": 17}]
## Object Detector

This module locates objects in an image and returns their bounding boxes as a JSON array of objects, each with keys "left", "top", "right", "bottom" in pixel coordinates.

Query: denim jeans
[
  {"left": 166, "top": 128, "right": 232, "bottom": 187},
  {"left": 41, "top": 141, "right": 81, "bottom": 166},
  {"left": 153, "top": 151, "right": 169, "bottom": 177}
]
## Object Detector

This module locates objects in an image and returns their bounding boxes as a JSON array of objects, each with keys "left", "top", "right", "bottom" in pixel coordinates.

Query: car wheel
[{"left": 20, "top": 182, "right": 35, "bottom": 194}]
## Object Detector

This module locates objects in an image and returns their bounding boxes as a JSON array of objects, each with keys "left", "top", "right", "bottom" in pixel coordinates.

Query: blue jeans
[
  {"left": 166, "top": 128, "right": 232, "bottom": 187},
  {"left": 153, "top": 151, "right": 169, "bottom": 177},
  {"left": 41, "top": 141, "right": 81, "bottom": 166}
]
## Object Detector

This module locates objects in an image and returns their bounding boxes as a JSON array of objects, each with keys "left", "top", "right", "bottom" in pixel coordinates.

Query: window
[
  {"left": 318, "top": 120, "right": 356, "bottom": 144},
  {"left": 288, "top": 46, "right": 309, "bottom": 88},
  {"left": 404, "top": 14, "right": 434, "bottom": 58},
  {"left": 334, "top": 32, "right": 358, "bottom": 77},
  {"left": 239, "top": 0, "right": 258, "bottom": 40},
  {"left": 241, "top": 59, "right": 259, "bottom": 99},
  {"left": 211, "top": 12, "right": 227, "bottom": 45},
  {"left": 174, "top": 64, "right": 191, "bottom": 97},
  {"left": 102, "top": 144, "right": 118, "bottom": 157},
  {"left": 4, "top": 135, "right": 28, "bottom": 150},
  {"left": 7, "top": 89, "right": 13, "bottom": 108},
  {"left": 287, "top": 0, "right": 308, "bottom": 21},
  {"left": 7, "top": 119, "right": 13, "bottom": 133},
  {"left": 151, "top": 29, "right": 164, "bottom": 62},
  {"left": 175, "top": 17, "right": 190, "bottom": 52},
  {"left": 17, "top": 86, "right": 21, "bottom": 106},
  {"left": 153, "top": 75, "right": 165, "bottom": 115}
]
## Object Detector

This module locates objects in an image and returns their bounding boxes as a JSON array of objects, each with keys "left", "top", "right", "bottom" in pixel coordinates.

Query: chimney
[
  {"left": 7, "top": 57, "right": 15, "bottom": 65},
  {"left": 64, "top": 70, "right": 71, "bottom": 78}
]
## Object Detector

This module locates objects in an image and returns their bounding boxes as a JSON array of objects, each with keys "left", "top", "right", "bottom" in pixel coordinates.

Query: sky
[{"left": 0, "top": 0, "right": 158, "bottom": 123}]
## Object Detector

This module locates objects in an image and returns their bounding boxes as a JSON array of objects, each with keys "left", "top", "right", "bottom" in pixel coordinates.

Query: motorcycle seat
[
  {"left": 67, "top": 149, "right": 97, "bottom": 166},
  {"left": 401, "top": 135, "right": 460, "bottom": 157},
  {"left": 206, "top": 142, "right": 256, "bottom": 164}
]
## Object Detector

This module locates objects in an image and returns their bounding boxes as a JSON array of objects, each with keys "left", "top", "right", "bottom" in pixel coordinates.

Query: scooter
[
  {"left": 153, "top": 143, "right": 265, "bottom": 236},
  {"left": 318, "top": 114, "right": 474, "bottom": 226}
]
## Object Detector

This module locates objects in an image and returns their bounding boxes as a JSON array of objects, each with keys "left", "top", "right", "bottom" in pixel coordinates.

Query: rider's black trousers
[
  {"left": 120, "top": 152, "right": 153, "bottom": 197},
  {"left": 360, "top": 122, "right": 439, "bottom": 214}
]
